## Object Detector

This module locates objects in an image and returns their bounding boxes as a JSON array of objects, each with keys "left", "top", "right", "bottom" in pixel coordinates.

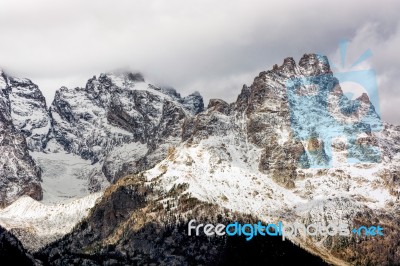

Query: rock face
[
  {"left": 0, "top": 70, "right": 43, "bottom": 207},
  {"left": 240, "top": 57, "right": 315, "bottom": 187},
  {"left": 236, "top": 54, "right": 382, "bottom": 186},
  {"left": 184, "top": 54, "right": 384, "bottom": 187},
  {"left": 48, "top": 72, "right": 204, "bottom": 186},
  {"left": 0, "top": 226, "right": 37, "bottom": 265},
  {"left": 0, "top": 69, "right": 204, "bottom": 205},
  {"left": 6, "top": 74, "right": 51, "bottom": 151}
]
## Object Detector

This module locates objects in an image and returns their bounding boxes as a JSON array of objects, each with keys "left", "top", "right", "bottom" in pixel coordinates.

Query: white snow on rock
[
  {"left": 145, "top": 135, "right": 397, "bottom": 221},
  {"left": 30, "top": 150, "right": 109, "bottom": 204},
  {"left": 0, "top": 192, "right": 102, "bottom": 251}
]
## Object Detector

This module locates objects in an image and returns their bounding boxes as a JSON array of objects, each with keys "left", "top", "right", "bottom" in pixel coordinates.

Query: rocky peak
[
  {"left": 7, "top": 77, "right": 50, "bottom": 151},
  {"left": 47, "top": 72, "right": 204, "bottom": 186},
  {"left": 277, "top": 57, "right": 297, "bottom": 76},
  {"left": 182, "top": 91, "right": 204, "bottom": 115},
  {"left": 234, "top": 84, "right": 251, "bottom": 113},
  {"left": 245, "top": 53, "right": 381, "bottom": 180},
  {"left": 0, "top": 71, "right": 43, "bottom": 207},
  {"left": 357, "top": 92, "right": 371, "bottom": 104},
  {"left": 298, "top": 53, "right": 332, "bottom": 76},
  {"left": 184, "top": 54, "right": 383, "bottom": 187},
  {"left": 207, "top": 99, "right": 231, "bottom": 115}
]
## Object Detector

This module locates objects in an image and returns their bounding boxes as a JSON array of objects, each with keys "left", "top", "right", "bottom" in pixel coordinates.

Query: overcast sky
[{"left": 0, "top": 0, "right": 399, "bottom": 123}]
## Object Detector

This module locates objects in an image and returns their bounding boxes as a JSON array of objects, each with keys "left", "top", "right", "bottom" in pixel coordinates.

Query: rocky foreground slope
[{"left": 35, "top": 174, "right": 328, "bottom": 265}]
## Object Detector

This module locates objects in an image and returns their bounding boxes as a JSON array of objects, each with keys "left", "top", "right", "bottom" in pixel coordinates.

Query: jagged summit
[
  {"left": 0, "top": 71, "right": 43, "bottom": 207},
  {"left": 267, "top": 54, "right": 332, "bottom": 78}
]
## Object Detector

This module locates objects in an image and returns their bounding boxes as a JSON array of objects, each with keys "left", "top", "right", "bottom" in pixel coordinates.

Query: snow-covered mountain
[
  {"left": 47, "top": 72, "right": 203, "bottom": 189},
  {"left": 0, "top": 70, "right": 43, "bottom": 207},
  {"left": 34, "top": 55, "right": 400, "bottom": 265},
  {"left": 0, "top": 192, "right": 101, "bottom": 252},
  {"left": 0, "top": 70, "right": 204, "bottom": 206},
  {"left": 6, "top": 73, "right": 51, "bottom": 152},
  {"left": 0, "top": 54, "right": 399, "bottom": 265}
]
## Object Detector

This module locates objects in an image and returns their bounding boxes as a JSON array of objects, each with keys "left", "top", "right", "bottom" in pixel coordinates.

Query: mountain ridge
[
  {"left": 0, "top": 69, "right": 205, "bottom": 206},
  {"left": 0, "top": 54, "right": 399, "bottom": 265}
]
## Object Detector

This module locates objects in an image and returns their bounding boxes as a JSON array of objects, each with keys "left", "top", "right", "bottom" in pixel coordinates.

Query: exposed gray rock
[
  {"left": 0, "top": 225, "right": 38, "bottom": 265},
  {"left": 0, "top": 70, "right": 42, "bottom": 207},
  {"left": 48, "top": 72, "right": 204, "bottom": 184},
  {"left": 6, "top": 75, "right": 50, "bottom": 151}
]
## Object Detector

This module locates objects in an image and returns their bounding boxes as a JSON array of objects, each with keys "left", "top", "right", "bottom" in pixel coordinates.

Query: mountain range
[{"left": 0, "top": 54, "right": 399, "bottom": 265}]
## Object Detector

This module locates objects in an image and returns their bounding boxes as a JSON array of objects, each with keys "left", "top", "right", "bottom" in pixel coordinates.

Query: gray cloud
[{"left": 0, "top": 0, "right": 399, "bottom": 123}]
